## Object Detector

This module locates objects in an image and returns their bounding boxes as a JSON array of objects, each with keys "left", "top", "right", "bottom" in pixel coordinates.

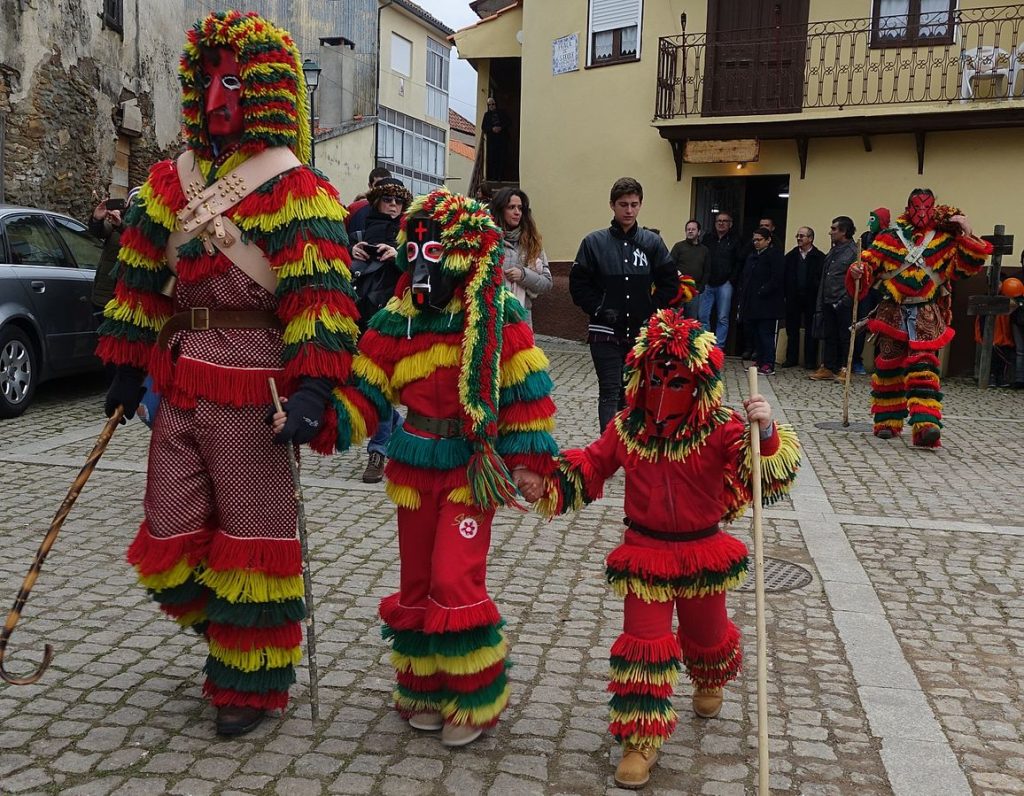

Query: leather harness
[{"left": 156, "top": 147, "right": 301, "bottom": 348}]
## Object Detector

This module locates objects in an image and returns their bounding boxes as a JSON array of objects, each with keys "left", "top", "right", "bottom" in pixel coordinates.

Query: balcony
[{"left": 654, "top": 4, "right": 1024, "bottom": 171}]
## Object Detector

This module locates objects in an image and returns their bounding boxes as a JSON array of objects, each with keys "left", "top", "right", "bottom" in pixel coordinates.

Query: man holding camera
[
  {"left": 570, "top": 177, "right": 679, "bottom": 431},
  {"left": 88, "top": 195, "right": 129, "bottom": 312}
]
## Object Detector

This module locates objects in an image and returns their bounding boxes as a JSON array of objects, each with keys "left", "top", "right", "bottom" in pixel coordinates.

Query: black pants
[
  {"left": 590, "top": 338, "right": 630, "bottom": 432},
  {"left": 821, "top": 300, "right": 852, "bottom": 373},
  {"left": 485, "top": 134, "right": 504, "bottom": 181},
  {"left": 851, "top": 289, "right": 878, "bottom": 368},
  {"left": 752, "top": 319, "right": 779, "bottom": 368},
  {"left": 785, "top": 301, "right": 818, "bottom": 367}
]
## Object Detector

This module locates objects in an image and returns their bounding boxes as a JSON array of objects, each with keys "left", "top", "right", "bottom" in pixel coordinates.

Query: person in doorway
[
  {"left": 570, "top": 177, "right": 679, "bottom": 431},
  {"left": 849, "top": 189, "right": 991, "bottom": 447},
  {"left": 670, "top": 219, "right": 708, "bottom": 320},
  {"left": 782, "top": 226, "right": 824, "bottom": 369},
  {"left": 482, "top": 97, "right": 509, "bottom": 182},
  {"left": 738, "top": 227, "right": 786, "bottom": 375},
  {"left": 97, "top": 10, "right": 378, "bottom": 736},
  {"left": 350, "top": 176, "right": 414, "bottom": 483},
  {"left": 699, "top": 211, "right": 742, "bottom": 350},
  {"left": 809, "top": 216, "right": 859, "bottom": 381},
  {"left": 489, "top": 187, "right": 552, "bottom": 328},
  {"left": 538, "top": 310, "right": 800, "bottom": 789}
]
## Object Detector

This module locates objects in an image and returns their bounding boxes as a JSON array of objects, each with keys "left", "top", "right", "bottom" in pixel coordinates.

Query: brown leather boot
[
  {"left": 692, "top": 687, "right": 724, "bottom": 718},
  {"left": 215, "top": 705, "right": 266, "bottom": 736},
  {"left": 614, "top": 745, "right": 659, "bottom": 789}
]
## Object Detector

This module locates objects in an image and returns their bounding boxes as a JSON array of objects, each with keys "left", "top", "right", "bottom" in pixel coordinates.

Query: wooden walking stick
[
  {"left": 268, "top": 378, "right": 320, "bottom": 722},
  {"left": 841, "top": 276, "right": 862, "bottom": 427},
  {"left": 746, "top": 367, "right": 770, "bottom": 795},
  {"left": 0, "top": 407, "right": 124, "bottom": 684}
]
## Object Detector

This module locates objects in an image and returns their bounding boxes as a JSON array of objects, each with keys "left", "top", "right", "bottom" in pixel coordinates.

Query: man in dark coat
[
  {"left": 738, "top": 226, "right": 785, "bottom": 375},
  {"left": 782, "top": 226, "right": 824, "bottom": 369},
  {"left": 810, "top": 216, "right": 859, "bottom": 381},
  {"left": 482, "top": 97, "right": 509, "bottom": 181},
  {"left": 699, "top": 211, "right": 743, "bottom": 350}
]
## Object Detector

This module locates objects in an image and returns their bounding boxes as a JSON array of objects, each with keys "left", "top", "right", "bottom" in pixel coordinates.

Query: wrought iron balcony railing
[{"left": 655, "top": 4, "right": 1024, "bottom": 120}]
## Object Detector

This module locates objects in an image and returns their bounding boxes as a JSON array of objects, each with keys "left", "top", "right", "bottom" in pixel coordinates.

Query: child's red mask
[
  {"left": 201, "top": 48, "right": 243, "bottom": 139},
  {"left": 641, "top": 355, "right": 697, "bottom": 437}
]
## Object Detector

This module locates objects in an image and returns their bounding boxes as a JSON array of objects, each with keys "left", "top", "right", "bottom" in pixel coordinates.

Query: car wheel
[{"left": 0, "top": 326, "right": 37, "bottom": 418}]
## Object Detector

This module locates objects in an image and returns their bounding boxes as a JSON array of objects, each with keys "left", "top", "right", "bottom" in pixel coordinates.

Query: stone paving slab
[{"left": 0, "top": 341, "right": 1020, "bottom": 794}]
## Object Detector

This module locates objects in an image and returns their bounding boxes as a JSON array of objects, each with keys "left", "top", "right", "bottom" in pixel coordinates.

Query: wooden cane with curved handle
[
  {"left": 0, "top": 408, "right": 124, "bottom": 684},
  {"left": 746, "top": 367, "right": 770, "bottom": 795}
]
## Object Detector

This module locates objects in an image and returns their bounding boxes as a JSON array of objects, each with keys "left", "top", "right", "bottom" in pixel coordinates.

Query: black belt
[
  {"left": 405, "top": 411, "right": 464, "bottom": 438},
  {"left": 624, "top": 517, "right": 720, "bottom": 542}
]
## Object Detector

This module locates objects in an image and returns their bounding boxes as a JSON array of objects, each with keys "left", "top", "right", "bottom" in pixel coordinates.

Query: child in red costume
[
  {"left": 540, "top": 310, "right": 800, "bottom": 789},
  {"left": 351, "top": 188, "right": 558, "bottom": 747}
]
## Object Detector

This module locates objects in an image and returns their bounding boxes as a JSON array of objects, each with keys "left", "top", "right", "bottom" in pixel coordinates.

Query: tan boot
[
  {"left": 441, "top": 721, "right": 483, "bottom": 747},
  {"left": 808, "top": 366, "right": 835, "bottom": 381},
  {"left": 692, "top": 686, "right": 724, "bottom": 718},
  {"left": 408, "top": 711, "right": 443, "bottom": 731},
  {"left": 614, "top": 745, "right": 659, "bottom": 789}
]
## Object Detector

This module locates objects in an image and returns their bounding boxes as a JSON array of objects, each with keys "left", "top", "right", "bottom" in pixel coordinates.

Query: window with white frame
[
  {"left": 390, "top": 33, "right": 412, "bottom": 76},
  {"left": 871, "top": 0, "right": 955, "bottom": 48},
  {"left": 426, "top": 38, "right": 450, "bottom": 121},
  {"left": 377, "top": 106, "right": 447, "bottom": 197},
  {"left": 589, "top": 0, "right": 642, "bottom": 66}
]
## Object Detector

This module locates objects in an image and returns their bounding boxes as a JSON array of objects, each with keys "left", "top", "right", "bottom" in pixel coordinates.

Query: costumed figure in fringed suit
[
  {"left": 539, "top": 309, "right": 800, "bottom": 789},
  {"left": 849, "top": 189, "right": 992, "bottom": 447},
  {"left": 354, "top": 188, "right": 559, "bottom": 747},
  {"left": 97, "top": 11, "right": 377, "bottom": 735}
]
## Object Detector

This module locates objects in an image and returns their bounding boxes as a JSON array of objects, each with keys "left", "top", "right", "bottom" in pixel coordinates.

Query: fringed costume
[
  {"left": 97, "top": 11, "right": 375, "bottom": 720},
  {"left": 355, "top": 189, "right": 558, "bottom": 739},
  {"left": 539, "top": 312, "right": 800, "bottom": 777},
  {"left": 849, "top": 193, "right": 991, "bottom": 447}
]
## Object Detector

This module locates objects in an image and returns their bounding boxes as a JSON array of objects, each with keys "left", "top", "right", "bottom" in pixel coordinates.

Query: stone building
[{"left": 0, "top": 0, "right": 185, "bottom": 221}]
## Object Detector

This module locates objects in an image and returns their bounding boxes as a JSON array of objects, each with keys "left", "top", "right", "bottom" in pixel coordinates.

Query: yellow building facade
[{"left": 454, "top": 0, "right": 1024, "bottom": 367}]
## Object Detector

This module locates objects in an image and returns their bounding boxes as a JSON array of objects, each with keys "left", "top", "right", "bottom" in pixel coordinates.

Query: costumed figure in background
[
  {"left": 539, "top": 308, "right": 800, "bottom": 789},
  {"left": 849, "top": 189, "right": 992, "bottom": 447},
  {"left": 97, "top": 11, "right": 377, "bottom": 735},
  {"left": 354, "top": 188, "right": 559, "bottom": 747}
]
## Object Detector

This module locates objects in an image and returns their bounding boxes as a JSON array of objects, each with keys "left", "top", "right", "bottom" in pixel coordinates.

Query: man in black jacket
[
  {"left": 699, "top": 211, "right": 742, "bottom": 350},
  {"left": 570, "top": 177, "right": 678, "bottom": 431},
  {"left": 782, "top": 226, "right": 824, "bottom": 369}
]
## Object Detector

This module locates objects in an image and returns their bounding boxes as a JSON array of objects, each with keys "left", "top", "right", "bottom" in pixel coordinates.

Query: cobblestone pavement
[{"left": 0, "top": 340, "right": 1020, "bottom": 795}]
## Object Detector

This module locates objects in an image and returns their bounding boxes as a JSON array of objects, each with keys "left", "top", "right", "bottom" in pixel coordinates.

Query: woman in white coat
[{"left": 489, "top": 188, "right": 552, "bottom": 328}]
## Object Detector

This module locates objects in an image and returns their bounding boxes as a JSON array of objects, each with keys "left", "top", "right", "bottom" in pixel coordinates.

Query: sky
[{"left": 407, "top": 0, "right": 483, "bottom": 121}]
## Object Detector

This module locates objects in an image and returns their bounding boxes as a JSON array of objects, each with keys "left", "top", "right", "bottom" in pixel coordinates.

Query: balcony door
[{"left": 704, "top": 0, "right": 810, "bottom": 116}]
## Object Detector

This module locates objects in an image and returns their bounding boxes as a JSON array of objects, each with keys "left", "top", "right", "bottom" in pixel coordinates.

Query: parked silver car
[{"left": 0, "top": 204, "right": 104, "bottom": 417}]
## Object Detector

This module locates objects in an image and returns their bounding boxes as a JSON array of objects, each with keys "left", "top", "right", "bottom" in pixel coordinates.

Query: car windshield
[{"left": 51, "top": 215, "right": 103, "bottom": 269}]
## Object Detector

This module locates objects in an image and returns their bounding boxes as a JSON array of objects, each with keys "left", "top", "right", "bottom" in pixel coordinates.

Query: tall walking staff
[
  {"left": 268, "top": 378, "right": 320, "bottom": 722},
  {"left": 841, "top": 277, "right": 862, "bottom": 426},
  {"left": 746, "top": 367, "right": 770, "bottom": 794},
  {"left": 0, "top": 408, "right": 124, "bottom": 684}
]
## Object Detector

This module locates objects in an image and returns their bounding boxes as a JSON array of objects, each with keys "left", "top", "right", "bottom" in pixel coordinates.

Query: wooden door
[{"left": 704, "top": 0, "right": 810, "bottom": 116}]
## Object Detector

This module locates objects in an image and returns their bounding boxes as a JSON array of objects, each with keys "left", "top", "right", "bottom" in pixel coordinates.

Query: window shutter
[{"left": 590, "top": 0, "right": 641, "bottom": 34}]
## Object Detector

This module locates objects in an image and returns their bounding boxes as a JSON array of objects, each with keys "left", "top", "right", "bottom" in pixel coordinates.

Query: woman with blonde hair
[{"left": 489, "top": 187, "right": 552, "bottom": 327}]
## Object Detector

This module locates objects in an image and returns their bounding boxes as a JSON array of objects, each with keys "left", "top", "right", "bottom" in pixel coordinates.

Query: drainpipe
[{"left": 374, "top": 0, "right": 396, "bottom": 168}]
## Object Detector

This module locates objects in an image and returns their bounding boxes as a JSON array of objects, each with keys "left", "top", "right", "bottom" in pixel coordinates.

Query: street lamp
[{"left": 302, "top": 58, "right": 322, "bottom": 167}]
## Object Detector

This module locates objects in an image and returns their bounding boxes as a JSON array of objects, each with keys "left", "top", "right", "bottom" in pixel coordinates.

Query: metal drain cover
[
  {"left": 739, "top": 557, "right": 813, "bottom": 593},
  {"left": 815, "top": 421, "right": 874, "bottom": 433}
]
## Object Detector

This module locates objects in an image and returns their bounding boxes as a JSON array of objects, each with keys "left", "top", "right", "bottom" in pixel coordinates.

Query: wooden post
[{"left": 746, "top": 367, "right": 771, "bottom": 795}]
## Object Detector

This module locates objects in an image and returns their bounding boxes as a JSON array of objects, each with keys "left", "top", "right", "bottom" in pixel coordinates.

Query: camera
[{"left": 105, "top": 198, "right": 127, "bottom": 211}]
